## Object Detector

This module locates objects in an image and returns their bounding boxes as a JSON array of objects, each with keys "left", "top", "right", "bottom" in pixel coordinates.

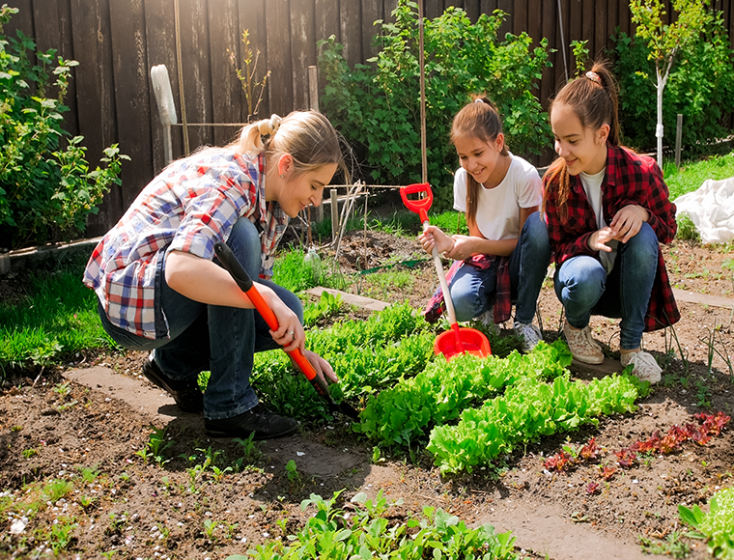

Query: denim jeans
[
  {"left": 98, "top": 218, "right": 303, "bottom": 419},
  {"left": 449, "top": 211, "right": 550, "bottom": 324},
  {"left": 553, "top": 221, "right": 659, "bottom": 350}
]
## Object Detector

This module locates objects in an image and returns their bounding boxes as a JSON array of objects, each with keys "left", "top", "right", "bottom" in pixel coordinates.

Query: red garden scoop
[
  {"left": 214, "top": 242, "right": 359, "bottom": 420},
  {"left": 401, "top": 183, "right": 491, "bottom": 361}
]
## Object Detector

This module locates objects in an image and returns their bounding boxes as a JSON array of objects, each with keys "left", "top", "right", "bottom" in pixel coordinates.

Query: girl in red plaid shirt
[{"left": 543, "top": 62, "right": 680, "bottom": 384}]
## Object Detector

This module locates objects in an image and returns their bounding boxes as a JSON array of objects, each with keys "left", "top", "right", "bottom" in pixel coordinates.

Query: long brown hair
[
  {"left": 451, "top": 96, "right": 508, "bottom": 228},
  {"left": 542, "top": 61, "right": 620, "bottom": 221}
]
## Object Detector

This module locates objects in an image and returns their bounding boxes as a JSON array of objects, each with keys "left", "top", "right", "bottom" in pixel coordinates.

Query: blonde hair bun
[{"left": 258, "top": 114, "right": 282, "bottom": 136}]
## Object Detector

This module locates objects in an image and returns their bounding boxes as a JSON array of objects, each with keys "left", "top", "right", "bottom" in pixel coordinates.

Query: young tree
[{"left": 629, "top": 0, "right": 713, "bottom": 169}]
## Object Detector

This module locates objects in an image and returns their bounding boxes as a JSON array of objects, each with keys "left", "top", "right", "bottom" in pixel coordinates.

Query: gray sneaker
[
  {"left": 477, "top": 307, "right": 500, "bottom": 335},
  {"left": 513, "top": 321, "right": 543, "bottom": 353}
]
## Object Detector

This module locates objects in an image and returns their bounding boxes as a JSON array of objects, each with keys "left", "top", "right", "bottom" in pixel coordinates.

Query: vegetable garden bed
[{"left": 1, "top": 229, "right": 733, "bottom": 559}]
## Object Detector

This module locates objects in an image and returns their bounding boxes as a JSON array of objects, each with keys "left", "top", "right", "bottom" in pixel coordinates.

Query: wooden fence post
[{"left": 309, "top": 65, "right": 324, "bottom": 223}]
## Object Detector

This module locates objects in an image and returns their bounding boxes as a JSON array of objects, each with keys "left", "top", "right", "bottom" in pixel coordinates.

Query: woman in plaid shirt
[
  {"left": 543, "top": 62, "right": 680, "bottom": 384},
  {"left": 84, "top": 112, "right": 348, "bottom": 439}
]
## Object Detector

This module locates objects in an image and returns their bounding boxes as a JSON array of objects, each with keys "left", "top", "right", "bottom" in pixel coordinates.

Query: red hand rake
[{"left": 401, "top": 183, "right": 491, "bottom": 361}]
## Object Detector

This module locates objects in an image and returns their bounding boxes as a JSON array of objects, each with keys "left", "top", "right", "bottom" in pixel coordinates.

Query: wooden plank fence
[{"left": 5, "top": 0, "right": 734, "bottom": 234}]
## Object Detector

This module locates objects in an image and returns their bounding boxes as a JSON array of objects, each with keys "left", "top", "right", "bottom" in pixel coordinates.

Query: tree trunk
[{"left": 656, "top": 65, "right": 664, "bottom": 170}]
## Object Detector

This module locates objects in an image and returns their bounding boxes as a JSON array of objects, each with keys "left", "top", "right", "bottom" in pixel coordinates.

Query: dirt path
[{"left": 63, "top": 362, "right": 664, "bottom": 560}]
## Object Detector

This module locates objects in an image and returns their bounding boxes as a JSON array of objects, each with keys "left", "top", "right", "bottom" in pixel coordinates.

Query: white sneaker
[
  {"left": 477, "top": 307, "right": 500, "bottom": 335},
  {"left": 563, "top": 321, "right": 604, "bottom": 364},
  {"left": 513, "top": 321, "right": 543, "bottom": 353},
  {"left": 620, "top": 350, "right": 662, "bottom": 384}
]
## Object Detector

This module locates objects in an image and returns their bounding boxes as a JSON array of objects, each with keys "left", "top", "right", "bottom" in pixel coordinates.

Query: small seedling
[
  {"left": 53, "top": 382, "right": 72, "bottom": 397},
  {"left": 285, "top": 460, "right": 300, "bottom": 484},
  {"left": 22, "top": 448, "right": 38, "bottom": 459}
]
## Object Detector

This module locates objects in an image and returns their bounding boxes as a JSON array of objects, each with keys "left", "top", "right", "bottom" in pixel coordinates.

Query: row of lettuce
[{"left": 248, "top": 300, "right": 650, "bottom": 475}]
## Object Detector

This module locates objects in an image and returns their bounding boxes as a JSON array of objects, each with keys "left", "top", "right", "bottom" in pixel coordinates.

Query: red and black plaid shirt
[{"left": 543, "top": 144, "right": 680, "bottom": 331}]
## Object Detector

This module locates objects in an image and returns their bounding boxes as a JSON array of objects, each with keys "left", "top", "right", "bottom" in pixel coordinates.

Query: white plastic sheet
[{"left": 674, "top": 176, "right": 734, "bottom": 244}]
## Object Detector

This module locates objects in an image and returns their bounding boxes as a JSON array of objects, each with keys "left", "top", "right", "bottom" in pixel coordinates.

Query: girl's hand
[
  {"left": 268, "top": 295, "right": 304, "bottom": 352},
  {"left": 419, "top": 226, "right": 454, "bottom": 255},
  {"left": 588, "top": 227, "right": 618, "bottom": 253},
  {"left": 445, "top": 235, "right": 476, "bottom": 261},
  {"left": 610, "top": 205, "right": 648, "bottom": 243},
  {"left": 303, "top": 350, "right": 338, "bottom": 384}
]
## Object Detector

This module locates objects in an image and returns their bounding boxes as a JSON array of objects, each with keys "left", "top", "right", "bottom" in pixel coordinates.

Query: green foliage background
[
  {"left": 318, "top": 0, "right": 552, "bottom": 212},
  {"left": 611, "top": 11, "right": 734, "bottom": 154},
  {"left": 0, "top": 6, "right": 127, "bottom": 250}
]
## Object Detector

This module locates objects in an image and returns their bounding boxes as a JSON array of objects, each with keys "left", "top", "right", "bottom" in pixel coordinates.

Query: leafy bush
[
  {"left": 676, "top": 212, "right": 700, "bottom": 241},
  {"left": 0, "top": 6, "right": 127, "bottom": 249},
  {"left": 611, "top": 11, "right": 734, "bottom": 154},
  {"left": 318, "top": 0, "right": 551, "bottom": 211}
]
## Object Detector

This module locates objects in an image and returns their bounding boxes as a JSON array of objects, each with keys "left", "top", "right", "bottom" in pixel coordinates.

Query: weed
[
  {"left": 233, "top": 434, "right": 260, "bottom": 471},
  {"left": 79, "top": 495, "right": 97, "bottom": 509},
  {"left": 202, "top": 518, "right": 218, "bottom": 541},
  {"left": 285, "top": 460, "right": 300, "bottom": 485},
  {"left": 47, "top": 515, "right": 78, "bottom": 554},
  {"left": 43, "top": 479, "right": 74, "bottom": 503},
  {"left": 135, "top": 426, "right": 174, "bottom": 466},
  {"left": 22, "top": 448, "right": 38, "bottom": 459},
  {"left": 695, "top": 378, "right": 713, "bottom": 409},
  {"left": 10, "top": 425, "right": 22, "bottom": 432},
  {"left": 56, "top": 399, "right": 78, "bottom": 412},
  {"left": 52, "top": 381, "right": 71, "bottom": 397},
  {"left": 78, "top": 465, "right": 100, "bottom": 485},
  {"left": 639, "top": 531, "right": 691, "bottom": 558}
]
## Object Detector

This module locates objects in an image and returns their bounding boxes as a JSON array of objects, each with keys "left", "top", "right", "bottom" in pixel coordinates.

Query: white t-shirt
[
  {"left": 453, "top": 153, "right": 542, "bottom": 241},
  {"left": 580, "top": 168, "right": 617, "bottom": 273}
]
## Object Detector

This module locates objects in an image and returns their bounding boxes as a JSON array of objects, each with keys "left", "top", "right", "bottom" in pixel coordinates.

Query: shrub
[
  {"left": 318, "top": 0, "right": 551, "bottom": 212},
  {"left": 0, "top": 6, "right": 128, "bottom": 249},
  {"left": 611, "top": 11, "right": 734, "bottom": 155}
]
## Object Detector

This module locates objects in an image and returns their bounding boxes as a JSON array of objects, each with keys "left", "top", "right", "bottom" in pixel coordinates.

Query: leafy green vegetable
[
  {"left": 427, "top": 372, "right": 647, "bottom": 474},
  {"left": 226, "top": 490, "right": 517, "bottom": 560},
  {"left": 356, "top": 341, "right": 572, "bottom": 446},
  {"left": 679, "top": 487, "right": 734, "bottom": 559}
]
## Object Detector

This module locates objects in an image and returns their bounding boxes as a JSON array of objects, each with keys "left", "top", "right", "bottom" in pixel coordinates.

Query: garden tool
[
  {"left": 214, "top": 242, "right": 359, "bottom": 420},
  {"left": 400, "top": 183, "right": 491, "bottom": 361}
]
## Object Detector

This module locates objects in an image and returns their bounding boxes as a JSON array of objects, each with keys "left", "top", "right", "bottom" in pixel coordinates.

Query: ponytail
[
  {"left": 231, "top": 110, "right": 350, "bottom": 184},
  {"left": 543, "top": 60, "right": 620, "bottom": 222}
]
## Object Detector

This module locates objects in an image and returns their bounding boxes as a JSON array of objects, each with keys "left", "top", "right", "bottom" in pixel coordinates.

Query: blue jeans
[
  {"left": 450, "top": 211, "right": 550, "bottom": 324},
  {"left": 553, "top": 222, "right": 659, "bottom": 350},
  {"left": 98, "top": 218, "right": 302, "bottom": 419}
]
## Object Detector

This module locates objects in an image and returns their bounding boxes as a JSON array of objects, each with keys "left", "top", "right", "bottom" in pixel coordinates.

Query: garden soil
[{"left": 1, "top": 231, "right": 733, "bottom": 559}]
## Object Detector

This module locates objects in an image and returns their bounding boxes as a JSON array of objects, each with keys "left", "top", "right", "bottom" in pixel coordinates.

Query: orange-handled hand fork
[{"left": 214, "top": 242, "right": 358, "bottom": 419}]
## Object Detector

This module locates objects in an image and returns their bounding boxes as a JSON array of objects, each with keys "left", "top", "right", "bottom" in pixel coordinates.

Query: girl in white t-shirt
[{"left": 420, "top": 97, "right": 550, "bottom": 352}]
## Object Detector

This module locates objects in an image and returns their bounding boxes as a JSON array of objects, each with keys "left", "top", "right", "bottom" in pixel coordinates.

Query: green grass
[
  {"left": 664, "top": 150, "right": 734, "bottom": 201},
  {"left": 0, "top": 268, "right": 112, "bottom": 374}
]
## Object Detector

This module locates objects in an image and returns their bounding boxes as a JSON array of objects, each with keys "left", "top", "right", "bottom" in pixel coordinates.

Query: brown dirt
[{"left": 1, "top": 231, "right": 733, "bottom": 559}]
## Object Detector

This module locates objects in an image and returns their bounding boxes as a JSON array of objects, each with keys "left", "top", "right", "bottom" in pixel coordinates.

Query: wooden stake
[{"left": 330, "top": 189, "right": 338, "bottom": 243}]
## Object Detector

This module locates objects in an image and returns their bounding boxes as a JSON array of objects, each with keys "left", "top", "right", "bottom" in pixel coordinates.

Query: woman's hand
[
  {"left": 419, "top": 225, "right": 454, "bottom": 255},
  {"left": 588, "top": 227, "right": 618, "bottom": 252},
  {"left": 303, "top": 350, "right": 338, "bottom": 384},
  {"left": 610, "top": 205, "right": 649, "bottom": 243},
  {"left": 444, "top": 235, "right": 476, "bottom": 261},
  {"left": 267, "top": 294, "right": 305, "bottom": 352}
]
